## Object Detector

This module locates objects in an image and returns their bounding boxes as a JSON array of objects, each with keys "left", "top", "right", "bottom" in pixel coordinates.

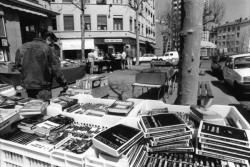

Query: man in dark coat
[{"left": 15, "top": 29, "right": 67, "bottom": 100}]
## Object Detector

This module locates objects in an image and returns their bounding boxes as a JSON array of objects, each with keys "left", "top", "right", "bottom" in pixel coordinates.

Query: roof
[{"left": 229, "top": 53, "right": 250, "bottom": 59}]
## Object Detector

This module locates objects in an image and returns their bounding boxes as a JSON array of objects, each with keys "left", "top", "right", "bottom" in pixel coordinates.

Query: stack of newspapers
[
  {"left": 138, "top": 113, "right": 194, "bottom": 153},
  {"left": 197, "top": 121, "right": 250, "bottom": 166}
]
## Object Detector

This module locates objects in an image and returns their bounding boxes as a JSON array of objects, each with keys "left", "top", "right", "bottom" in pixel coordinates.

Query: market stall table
[{"left": 0, "top": 64, "right": 86, "bottom": 88}]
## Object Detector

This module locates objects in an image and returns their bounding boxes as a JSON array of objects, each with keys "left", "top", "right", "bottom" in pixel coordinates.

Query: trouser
[
  {"left": 26, "top": 89, "right": 52, "bottom": 101},
  {"left": 127, "top": 57, "right": 133, "bottom": 69},
  {"left": 89, "top": 61, "right": 94, "bottom": 74}
]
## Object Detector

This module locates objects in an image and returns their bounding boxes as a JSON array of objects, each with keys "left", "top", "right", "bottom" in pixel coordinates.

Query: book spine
[
  {"left": 154, "top": 135, "right": 192, "bottom": 145},
  {"left": 117, "top": 132, "right": 143, "bottom": 154},
  {"left": 199, "top": 137, "right": 250, "bottom": 152},
  {"left": 153, "top": 131, "right": 192, "bottom": 142},
  {"left": 197, "top": 150, "right": 249, "bottom": 165},
  {"left": 200, "top": 133, "right": 249, "bottom": 146}
]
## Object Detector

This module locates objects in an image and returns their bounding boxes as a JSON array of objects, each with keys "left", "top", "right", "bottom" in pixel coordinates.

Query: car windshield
[{"left": 234, "top": 56, "right": 250, "bottom": 69}]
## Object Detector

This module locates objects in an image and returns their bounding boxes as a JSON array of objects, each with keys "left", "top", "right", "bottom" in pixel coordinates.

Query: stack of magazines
[
  {"left": 138, "top": 113, "right": 194, "bottom": 153},
  {"left": 196, "top": 121, "right": 250, "bottom": 166}
]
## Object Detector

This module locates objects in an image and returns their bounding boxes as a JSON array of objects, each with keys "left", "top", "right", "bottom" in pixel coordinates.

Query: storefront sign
[{"left": 104, "top": 39, "right": 123, "bottom": 43}]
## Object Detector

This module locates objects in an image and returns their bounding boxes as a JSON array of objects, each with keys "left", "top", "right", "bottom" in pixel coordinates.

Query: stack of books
[
  {"left": 197, "top": 121, "right": 250, "bottom": 165},
  {"left": 138, "top": 113, "right": 194, "bottom": 153},
  {"left": 93, "top": 124, "right": 144, "bottom": 157},
  {"left": 19, "top": 100, "right": 47, "bottom": 116},
  {"left": 51, "top": 96, "right": 78, "bottom": 110}
]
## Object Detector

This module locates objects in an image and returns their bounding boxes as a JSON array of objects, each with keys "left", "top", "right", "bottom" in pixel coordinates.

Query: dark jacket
[{"left": 15, "top": 38, "right": 66, "bottom": 89}]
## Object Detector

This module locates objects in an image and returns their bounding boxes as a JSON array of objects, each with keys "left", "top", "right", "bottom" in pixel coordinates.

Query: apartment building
[
  {"left": 211, "top": 18, "right": 250, "bottom": 55},
  {"left": 171, "top": 0, "right": 182, "bottom": 51},
  {"left": 51, "top": 0, "right": 156, "bottom": 59},
  {"left": 0, "top": 0, "right": 57, "bottom": 62}
]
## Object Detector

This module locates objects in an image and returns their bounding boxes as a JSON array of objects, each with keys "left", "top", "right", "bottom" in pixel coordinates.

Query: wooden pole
[
  {"left": 81, "top": 0, "right": 85, "bottom": 61},
  {"left": 177, "top": 0, "right": 204, "bottom": 105}
]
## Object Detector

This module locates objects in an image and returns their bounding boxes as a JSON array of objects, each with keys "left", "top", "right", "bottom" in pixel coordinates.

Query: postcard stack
[
  {"left": 197, "top": 121, "right": 250, "bottom": 166},
  {"left": 138, "top": 113, "right": 194, "bottom": 153}
]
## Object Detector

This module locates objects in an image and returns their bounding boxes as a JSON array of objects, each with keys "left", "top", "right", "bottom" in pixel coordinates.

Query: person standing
[
  {"left": 88, "top": 49, "right": 98, "bottom": 74},
  {"left": 15, "top": 29, "right": 67, "bottom": 101},
  {"left": 121, "top": 50, "right": 126, "bottom": 70},
  {"left": 125, "top": 46, "right": 133, "bottom": 69}
]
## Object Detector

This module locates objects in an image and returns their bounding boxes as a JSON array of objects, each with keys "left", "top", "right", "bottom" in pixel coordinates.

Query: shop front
[{"left": 60, "top": 38, "right": 95, "bottom": 60}]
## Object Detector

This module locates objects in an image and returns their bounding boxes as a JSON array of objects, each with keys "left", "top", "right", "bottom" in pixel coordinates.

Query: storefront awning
[
  {"left": 0, "top": 2, "right": 47, "bottom": 17},
  {"left": 61, "top": 39, "right": 95, "bottom": 50},
  {"left": 201, "top": 41, "right": 217, "bottom": 49}
]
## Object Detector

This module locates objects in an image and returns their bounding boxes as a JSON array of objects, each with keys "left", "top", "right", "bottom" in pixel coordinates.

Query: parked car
[
  {"left": 157, "top": 51, "right": 179, "bottom": 65},
  {"left": 222, "top": 53, "right": 250, "bottom": 93},
  {"left": 133, "top": 53, "right": 157, "bottom": 64}
]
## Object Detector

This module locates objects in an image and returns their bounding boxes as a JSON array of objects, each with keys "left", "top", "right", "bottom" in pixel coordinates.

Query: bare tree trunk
[
  {"left": 81, "top": 0, "right": 85, "bottom": 61},
  {"left": 136, "top": 8, "right": 140, "bottom": 65},
  {"left": 176, "top": 0, "right": 204, "bottom": 105}
]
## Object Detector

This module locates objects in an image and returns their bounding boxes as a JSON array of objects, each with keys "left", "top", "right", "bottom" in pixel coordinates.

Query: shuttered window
[
  {"left": 64, "top": 15, "right": 74, "bottom": 31},
  {"left": 97, "top": 15, "right": 107, "bottom": 30}
]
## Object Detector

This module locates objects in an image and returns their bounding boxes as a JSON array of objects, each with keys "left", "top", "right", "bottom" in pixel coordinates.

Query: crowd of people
[{"left": 87, "top": 45, "right": 134, "bottom": 74}]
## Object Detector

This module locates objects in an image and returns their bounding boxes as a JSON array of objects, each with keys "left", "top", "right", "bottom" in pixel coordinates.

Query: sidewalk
[{"left": 52, "top": 61, "right": 239, "bottom": 106}]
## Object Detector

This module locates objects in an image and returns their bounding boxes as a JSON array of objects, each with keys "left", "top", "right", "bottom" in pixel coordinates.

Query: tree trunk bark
[
  {"left": 136, "top": 7, "right": 140, "bottom": 65},
  {"left": 81, "top": 0, "right": 85, "bottom": 61},
  {"left": 176, "top": 0, "right": 204, "bottom": 105}
]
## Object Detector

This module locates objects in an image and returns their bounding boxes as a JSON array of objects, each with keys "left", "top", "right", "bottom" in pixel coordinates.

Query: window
[
  {"left": 0, "top": 16, "right": 6, "bottom": 37},
  {"left": 228, "top": 27, "right": 230, "bottom": 31},
  {"left": 134, "top": 19, "right": 136, "bottom": 32},
  {"left": 85, "top": 0, "right": 90, "bottom": 3},
  {"left": 63, "top": 15, "right": 74, "bottom": 30},
  {"left": 129, "top": 17, "right": 133, "bottom": 31},
  {"left": 113, "top": 0, "right": 122, "bottom": 4},
  {"left": 96, "top": 0, "right": 106, "bottom": 4},
  {"left": 52, "top": 16, "right": 57, "bottom": 30},
  {"left": 237, "top": 26, "right": 240, "bottom": 30},
  {"left": 97, "top": 15, "right": 107, "bottom": 30},
  {"left": 113, "top": 17, "right": 123, "bottom": 30},
  {"left": 237, "top": 32, "right": 240, "bottom": 38},
  {"left": 141, "top": 24, "right": 144, "bottom": 35},
  {"left": 83, "top": 15, "right": 91, "bottom": 30}
]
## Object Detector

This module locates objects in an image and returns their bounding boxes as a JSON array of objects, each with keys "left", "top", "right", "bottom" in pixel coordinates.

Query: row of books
[
  {"left": 143, "top": 152, "right": 247, "bottom": 167},
  {"left": 196, "top": 121, "right": 250, "bottom": 165}
]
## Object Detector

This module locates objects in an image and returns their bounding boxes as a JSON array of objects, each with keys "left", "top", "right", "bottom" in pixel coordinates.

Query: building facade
[
  {"left": 211, "top": 18, "right": 250, "bottom": 55},
  {"left": 171, "top": 0, "right": 182, "bottom": 51},
  {"left": 0, "top": 0, "right": 57, "bottom": 62},
  {"left": 51, "top": 0, "right": 156, "bottom": 59}
]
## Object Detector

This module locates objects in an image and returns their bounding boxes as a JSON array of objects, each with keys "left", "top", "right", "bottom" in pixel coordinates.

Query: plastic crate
[{"left": 0, "top": 113, "right": 125, "bottom": 167}]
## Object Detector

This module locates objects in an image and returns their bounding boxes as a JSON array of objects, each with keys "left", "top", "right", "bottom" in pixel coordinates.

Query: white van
[{"left": 158, "top": 51, "right": 179, "bottom": 65}]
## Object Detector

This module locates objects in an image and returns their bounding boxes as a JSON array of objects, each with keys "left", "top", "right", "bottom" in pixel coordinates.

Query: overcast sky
[{"left": 155, "top": 0, "right": 250, "bottom": 23}]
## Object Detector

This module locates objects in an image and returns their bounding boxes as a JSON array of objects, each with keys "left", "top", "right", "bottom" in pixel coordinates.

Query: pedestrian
[
  {"left": 103, "top": 53, "right": 111, "bottom": 73},
  {"left": 88, "top": 49, "right": 98, "bottom": 74},
  {"left": 121, "top": 50, "right": 126, "bottom": 70},
  {"left": 15, "top": 29, "right": 67, "bottom": 101},
  {"left": 125, "top": 46, "right": 133, "bottom": 69}
]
